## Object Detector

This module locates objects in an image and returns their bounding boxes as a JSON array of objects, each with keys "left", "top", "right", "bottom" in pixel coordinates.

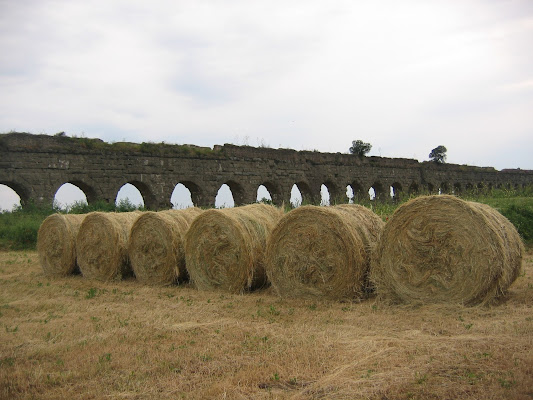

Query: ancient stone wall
[{"left": 1, "top": 132, "right": 531, "bottom": 209}]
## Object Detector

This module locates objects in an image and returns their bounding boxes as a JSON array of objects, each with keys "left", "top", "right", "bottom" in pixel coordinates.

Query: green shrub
[
  {"left": 67, "top": 200, "right": 116, "bottom": 214},
  {"left": 499, "top": 204, "right": 533, "bottom": 244},
  {"left": 0, "top": 199, "right": 144, "bottom": 250},
  {"left": 11, "top": 219, "right": 40, "bottom": 250},
  {"left": 116, "top": 198, "right": 144, "bottom": 212},
  {"left": 1, "top": 191, "right": 531, "bottom": 250},
  {"left": 0, "top": 209, "right": 48, "bottom": 250}
]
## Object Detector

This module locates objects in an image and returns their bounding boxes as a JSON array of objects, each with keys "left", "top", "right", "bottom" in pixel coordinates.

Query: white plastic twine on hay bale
[
  {"left": 370, "top": 195, "right": 524, "bottom": 306},
  {"left": 37, "top": 213, "right": 85, "bottom": 276},
  {"left": 76, "top": 211, "right": 142, "bottom": 281},
  {"left": 184, "top": 204, "right": 283, "bottom": 293},
  {"left": 265, "top": 204, "right": 384, "bottom": 301},
  {"left": 128, "top": 207, "right": 203, "bottom": 285}
]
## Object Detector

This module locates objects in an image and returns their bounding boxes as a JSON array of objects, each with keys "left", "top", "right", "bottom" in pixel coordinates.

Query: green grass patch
[
  {"left": 466, "top": 189, "right": 533, "bottom": 245},
  {"left": 1, "top": 188, "right": 532, "bottom": 250},
  {"left": 0, "top": 199, "right": 145, "bottom": 251}
]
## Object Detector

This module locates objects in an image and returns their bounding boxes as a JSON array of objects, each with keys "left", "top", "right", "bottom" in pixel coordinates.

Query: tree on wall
[
  {"left": 429, "top": 145, "right": 447, "bottom": 163},
  {"left": 349, "top": 140, "right": 372, "bottom": 156}
]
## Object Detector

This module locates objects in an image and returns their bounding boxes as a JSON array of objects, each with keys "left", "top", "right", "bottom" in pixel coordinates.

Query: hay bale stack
[
  {"left": 76, "top": 211, "right": 142, "bottom": 281},
  {"left": 128, "top": 207, "right": 203, "bottom": 285},
  {"left": 370, "top": 195, "right": 524, "bottom": 305},
  {"left": 37, "top": 213, "right": 85, "bottom": 276},
  {"left": 184, "top": 204, "right": 283, "bottom": 293},
  {"left": 265, "top": 204, "right": 384, "bottom": 301}
]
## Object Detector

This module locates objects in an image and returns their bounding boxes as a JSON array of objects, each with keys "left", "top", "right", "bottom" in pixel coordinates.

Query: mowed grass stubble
[{"left": 0, "top": 250, "right": 532, "bottom": 399}]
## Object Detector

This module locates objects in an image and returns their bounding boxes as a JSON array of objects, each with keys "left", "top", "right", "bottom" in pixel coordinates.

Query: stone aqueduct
[{"left": 1, "top": 132, "right": 532, "bottom": 209}]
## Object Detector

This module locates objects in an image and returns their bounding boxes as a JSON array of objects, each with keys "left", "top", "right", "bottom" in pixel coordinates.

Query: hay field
[{"left": 0, "top": 250, "right": 532, "bottom": 400}]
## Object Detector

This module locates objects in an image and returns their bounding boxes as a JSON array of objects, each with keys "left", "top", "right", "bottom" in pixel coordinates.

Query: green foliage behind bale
[
  {"left": 0, "top": 203, "right": 58, "bottom": 250},
  {"left": 11, "top": 219, "right": 41, "bottom": 250},
  {"left": 498, "top": 204, "right": 533, "bottom": 245},
  {"left": 0, "top": 200, "right": 146, "bottom": 251}
]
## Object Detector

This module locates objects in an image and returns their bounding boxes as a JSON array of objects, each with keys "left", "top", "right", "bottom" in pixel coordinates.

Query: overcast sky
[{"left": 1, "top": 0, "right": 532, "bottom": 209}]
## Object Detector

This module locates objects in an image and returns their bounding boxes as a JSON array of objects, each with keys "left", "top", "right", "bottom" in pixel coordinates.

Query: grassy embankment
[
  {"left": 0, "top": 199, "right": 143, "bottom": 251},
  {"left": 1, "top": 188, "right": 532, "bottom": 250}
]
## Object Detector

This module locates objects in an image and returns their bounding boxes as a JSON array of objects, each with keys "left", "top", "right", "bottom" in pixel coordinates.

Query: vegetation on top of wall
[
  {"left": 0, "top": 132, "right": 218, "bottom": 157},
  {"left": 138, "top": 141, "right": 215, "bottom": 156},
  {"left": 66, "top": 135, "right": 216, "bottom": 156},
  {"left": 455, "top": 164, "right": 497, "bottom": 172}
]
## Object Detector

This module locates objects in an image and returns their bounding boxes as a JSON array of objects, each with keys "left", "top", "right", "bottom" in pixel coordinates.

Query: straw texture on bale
[
  {"left": 128, "top": 207, "right": 203, "bottom": 285},
  {"left": 371, "top": 195, "right": 524, "bottom": 306},
  {"left": 265, "top": 204, "right": 384, "bottom": 300},
  {"left": 37, "top": 213, "right": 85, "bottom": 276},
  {"left": 184, "top": 204, "right": 283, "bottom": 293},
  {"left": 76, "top": 211, "right": 142, "bottom": 281}
]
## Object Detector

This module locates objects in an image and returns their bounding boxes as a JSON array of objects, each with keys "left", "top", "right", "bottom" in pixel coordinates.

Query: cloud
[{"left": 0, "top": 0, "right": 531, "bottom": 174}]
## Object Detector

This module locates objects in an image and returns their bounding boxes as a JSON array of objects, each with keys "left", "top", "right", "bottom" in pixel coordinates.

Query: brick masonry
[{"left": 1, "top": 132, "right": 531, "bottom": 209}]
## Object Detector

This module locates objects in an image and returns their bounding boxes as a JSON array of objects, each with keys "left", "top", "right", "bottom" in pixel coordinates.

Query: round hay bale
[
  {"left": 370, "top": 195, "right": 524, "bottom": 305},
  {"left": 265, "top": 204, "right": 384, "bottom": 300},
  {"left": 176, "top": 206, "right": 204, "bottom": 224},
  {"left": 76, "top": 211, "right": 142, "bottom": 281},
  {"left": 37, "top": 213, "right": 85, "bottom": 276},
  {"left": 128, "top": 207, "right": 203, "bottom": 285},
  {"left": 184, "top": 203, "right": 283, "bottom": 293}
]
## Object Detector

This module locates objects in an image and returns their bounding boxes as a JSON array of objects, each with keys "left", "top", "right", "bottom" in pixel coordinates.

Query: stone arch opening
[
  {"left": 369, "top": 182, "right": 385, "bottom": 201},
  {"left": 346, "top": 185, "right": 354, "bottom": 204},
  {"left": 177, "top": 181, "right": 202, "bottom": 207},
  {"left": 257, "top": 181, "right": 281, "bottom": 205},
  {"left": 171, "top": 183, "right": 194, "bottom": 209},
  {"left": 70, "top": 180, "right": 98, "bottom": 204},
  {"left": 294, "top": 181, "right": 313, "bottom": 205},
  {"left": 116, "top": 183, "right": 145, "bottom": 209},
  {"left": 408, "top": 182, "right": 420, "bottom": 196},
  {"left": 350, "top": 182, "right": 365, "bottom": 202},
  {"left": 224, "top": 180, "right": 245, "bottom": 206},
  {"left": 439, "top": 182, "right": 450, "bottom": 195},
  {"left": 257, "top": 184, "right": 272, "bottom": 204},
  {"left": 54, "top": 183, "right": 88, "bottom": 210},
  {"left": 0, "top": 183, "right": 22, "bottom": 211},
  {"left": 290, "top": 184, "right": 302, "bottom": 208},
  {"left": 390, "top": 182, "right": 402, "bottom": 202},
  {"left": 0, "top": 181, "right": 30, "bottom": 209},
  {"left": 215, "top": 184, "right": 235, "bottom": 208},
  {"left": 453, "top": 183, "right": 461, "bottom": 194},
  {"left": 129, "top": 180, "right": 159, "bottom": 209},
  {"left": 465, "top": 183, "right": 474, "bottom": 192},
  {"left": 427, "top": 183, "right": 435, "bottom": 193},
  {"left": 322, "top": 181, "right": 340, "bottom": 204},
  {"left": 320, "top": 184, "right": 330, "bottom": 206}
]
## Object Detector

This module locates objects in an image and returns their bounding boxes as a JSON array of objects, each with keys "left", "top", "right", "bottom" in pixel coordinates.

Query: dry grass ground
[{"left": 0, "top": 251, "right": 532, "bottom": 400}]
